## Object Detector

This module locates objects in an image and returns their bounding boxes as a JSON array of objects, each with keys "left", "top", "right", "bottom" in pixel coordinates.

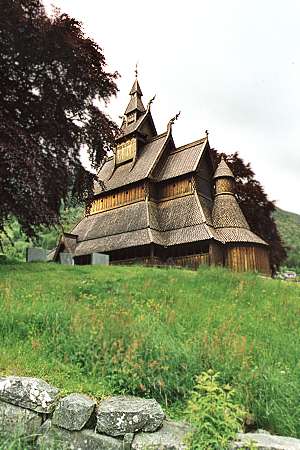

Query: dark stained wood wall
[
  {"left": 209, "top": 241, "right": 224, "bottom": 265},
  {"left": 226, "top": 246, "right": 270, "bottom": 275}
]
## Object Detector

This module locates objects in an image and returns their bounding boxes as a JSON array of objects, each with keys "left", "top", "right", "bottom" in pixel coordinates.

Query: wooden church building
[{"left": 54, "top": 76, "right": 270, "bottom": 274}]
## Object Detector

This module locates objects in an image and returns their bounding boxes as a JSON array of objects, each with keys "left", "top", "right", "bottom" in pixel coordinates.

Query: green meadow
[{"left": 1, "top": 262, "right": 300, "bottom": 438}]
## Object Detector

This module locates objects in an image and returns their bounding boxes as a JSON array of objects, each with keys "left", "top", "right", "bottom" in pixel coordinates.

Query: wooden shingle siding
[{"left": 215, "top": 178, "right": 234, "bottom": 195}]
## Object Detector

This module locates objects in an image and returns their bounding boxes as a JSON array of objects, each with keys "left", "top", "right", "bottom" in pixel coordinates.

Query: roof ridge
[
  {"left": 146, "top": 131, "right": 168, "bottom": 143},
  {"left": 172, "top": 137, "right": 206, "bottom": 154}
]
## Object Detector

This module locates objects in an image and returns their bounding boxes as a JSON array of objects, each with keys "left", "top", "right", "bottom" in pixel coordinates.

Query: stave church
[{"left": 54, "top": 75, "right": 270, "bottom": 274}]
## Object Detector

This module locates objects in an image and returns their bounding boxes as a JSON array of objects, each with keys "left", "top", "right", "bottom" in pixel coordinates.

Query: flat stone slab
[
  {"left": 96, "top": 396, "right": 165, "bottom": 437},
  {"left": 0, "top": 376, "right": 59, "bottom": 413},
  {"left": 37, "top": 421, "right": 123, "bottom": 450},
  {"left": 233, "top": 432, "right": 300, "bottom": 449},
  {"left": 132, "top": 420, "right": 191, "bottom": 450},
  {"left": 59, "top": 252, "right": 74, "bottom": 265},
  {"left": 52, "top": 393, "right": 96, "bottom": 431},
  {"left": 0, "top": 400, "right": 42, "bottom": 435},
  {"left": 26, "top": 247, "right": 47, "bottom": 262},
  {"left": 91, "top": 253, "right": 109, "bottom": 265}
]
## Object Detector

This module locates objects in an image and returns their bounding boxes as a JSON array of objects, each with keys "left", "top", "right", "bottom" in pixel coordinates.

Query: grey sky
[{"left": 44, "top": 0, "right": 300, "bottom": 214}]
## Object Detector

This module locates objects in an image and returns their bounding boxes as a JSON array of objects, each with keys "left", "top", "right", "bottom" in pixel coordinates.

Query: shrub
[{"left": 185, "top": 370, "right": 246, "bottom": 450}]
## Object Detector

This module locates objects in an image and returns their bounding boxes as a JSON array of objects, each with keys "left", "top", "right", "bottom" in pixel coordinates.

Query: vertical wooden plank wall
[
  {"left": 209, "top": 242, "right": 224, "bottom": 266},
  {"left": 158, "top": 178, "right": 192, "bottom": 200},
  {"left": 226, "top": 246, "right": 271, "bottom": 275},
  {"left": 89, "top": 184, "right": 145, "bottom": 215}
]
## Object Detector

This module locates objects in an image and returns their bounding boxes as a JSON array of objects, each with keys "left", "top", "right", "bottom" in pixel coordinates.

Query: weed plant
[
  {"left": 1, "top": 263, "right": 300, "bottom": 437},
  {"left": 185, "top": 370, "right": 246, "bottom": 449}
]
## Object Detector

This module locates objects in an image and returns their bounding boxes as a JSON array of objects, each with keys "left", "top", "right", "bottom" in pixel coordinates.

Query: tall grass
[{"left": 1, "top": 263, "right": 300, "bottom": 436}]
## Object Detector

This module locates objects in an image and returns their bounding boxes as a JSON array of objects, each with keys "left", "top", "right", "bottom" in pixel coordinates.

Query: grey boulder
[
  {"left": 37, "top": 421, "right": 123, "bottom": 450},
  {"left": 0, "top": 400, "right": 42, "bottom": 435},
  {"left": 0, "top": 376, "right": 59, "bottom": 413},
  {"left": 132, "top": 420, "right": 191, "bottom": 450},
  {"left": 96, "top": 396, "right": 165, "bottom": 437},
  {"left": 52, "top": 393, "right": 96, "bottom": 431},
  {"left": 233, "top": 432, "right": 300, "bottom": 449}
]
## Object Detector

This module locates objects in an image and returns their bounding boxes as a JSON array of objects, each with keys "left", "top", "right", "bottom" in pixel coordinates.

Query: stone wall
[
  {"left": 1, "top": 376, "right": 300, "bottom": 449},
  {"left": 0, "top": 376, "right": 190, "bottom": 449}
]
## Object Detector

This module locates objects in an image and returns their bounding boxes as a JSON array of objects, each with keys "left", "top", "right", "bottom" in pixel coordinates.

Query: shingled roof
[
  {"left": 95, "top": 132, "right": 169, "bottom": 193},
  {"left": 212, "top": 195, "right": 250, "bottom": 229},
  {"left": 152, "top": 138, "right": 207, "bottom": 181},
  {"left": 211, "top": 158, "right": 268, "bottom": 246},
  {"left": 213, "top": 157, "right": 234, "bottom": 179}
]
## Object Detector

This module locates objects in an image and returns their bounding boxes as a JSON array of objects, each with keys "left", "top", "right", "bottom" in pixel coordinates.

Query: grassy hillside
[
  {"left": 273, "top": 208, "right": 300, "bottom": 269},
  {"left": 1, "top": 263, "right": 300, "bottom": 438}
]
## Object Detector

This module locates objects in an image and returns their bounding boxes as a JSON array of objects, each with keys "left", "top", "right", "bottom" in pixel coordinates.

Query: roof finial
[
  {"left": 167, "top": 111, "right": 181, "bottom": 131},
  {"left": 205, "top": 129, "right": 209, "bottom": 137},
  {"left": 147, "top": 94, "right": 156, "bottom": 109},
  {"left": 135, "top": 62, "right": 138, "bottom": 79}
]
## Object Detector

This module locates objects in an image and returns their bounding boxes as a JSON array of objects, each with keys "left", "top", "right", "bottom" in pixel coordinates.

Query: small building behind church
[{"left": 54, "top": 76, "right": 270, "bottom": 274}]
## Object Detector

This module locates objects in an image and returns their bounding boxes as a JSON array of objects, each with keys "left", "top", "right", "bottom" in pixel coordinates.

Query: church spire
[{"left": 124, "top": 68, "right": 146, "bottom": 119}]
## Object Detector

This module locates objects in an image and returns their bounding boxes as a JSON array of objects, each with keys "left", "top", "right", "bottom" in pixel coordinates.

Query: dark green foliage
[
  {"left": 0, "top": 206, "right": 84, "bottom": 260},
  {"left": 273, "top": 208, "right": 300, "bottom": 270},
  {"left": 0, "top": 0, "right": 118, "bottom": 238},
  {"left": 1, "top": 263, "right": 300, "bottom": 437}
]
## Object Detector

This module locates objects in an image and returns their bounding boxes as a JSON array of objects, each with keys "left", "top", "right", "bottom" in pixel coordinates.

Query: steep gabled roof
[
  {"left": 95, "top": 132, "right": 169, "bottom": 193},
  {"left": 118, "top": 108, "right": 157, "bottom": 139},
  {"left": 152, "top": 137, "right": 207, "bottom": 181}
]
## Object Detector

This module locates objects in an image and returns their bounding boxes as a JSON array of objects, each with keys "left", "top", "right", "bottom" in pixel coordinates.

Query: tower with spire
[{"left": 54, "top": 74, "right": 270, "bottom": 275}]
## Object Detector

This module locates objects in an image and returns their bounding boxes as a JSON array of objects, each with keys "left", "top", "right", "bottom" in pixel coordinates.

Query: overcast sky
[{"left": 44, "top": 0, "right": 300, "bottom": 214}]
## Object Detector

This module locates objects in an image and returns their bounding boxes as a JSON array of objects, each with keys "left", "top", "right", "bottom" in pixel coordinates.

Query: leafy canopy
[{"left": 0, "top": 0, "right": 118, "bottom": 237}]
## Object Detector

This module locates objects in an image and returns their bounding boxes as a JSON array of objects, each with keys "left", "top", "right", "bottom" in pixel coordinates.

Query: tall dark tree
[
  {"left": 211, "top": 149, "right": 287, "bottom": 271},
  {"left": 0, "top": 0, "right": 118, "bottom": 238}
]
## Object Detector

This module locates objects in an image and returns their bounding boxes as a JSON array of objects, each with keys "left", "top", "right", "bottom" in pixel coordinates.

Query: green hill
[
  {"left": 273, "top": 208, "right": 300, "bottom": 269},
  {"left": 1, "top": 262, "right": 300, "bottom": 437}
]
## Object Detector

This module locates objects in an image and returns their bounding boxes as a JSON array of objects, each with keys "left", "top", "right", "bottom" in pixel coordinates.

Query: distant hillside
[{"left": 273, "top": 208, "right": 300, "bottom": 269}]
